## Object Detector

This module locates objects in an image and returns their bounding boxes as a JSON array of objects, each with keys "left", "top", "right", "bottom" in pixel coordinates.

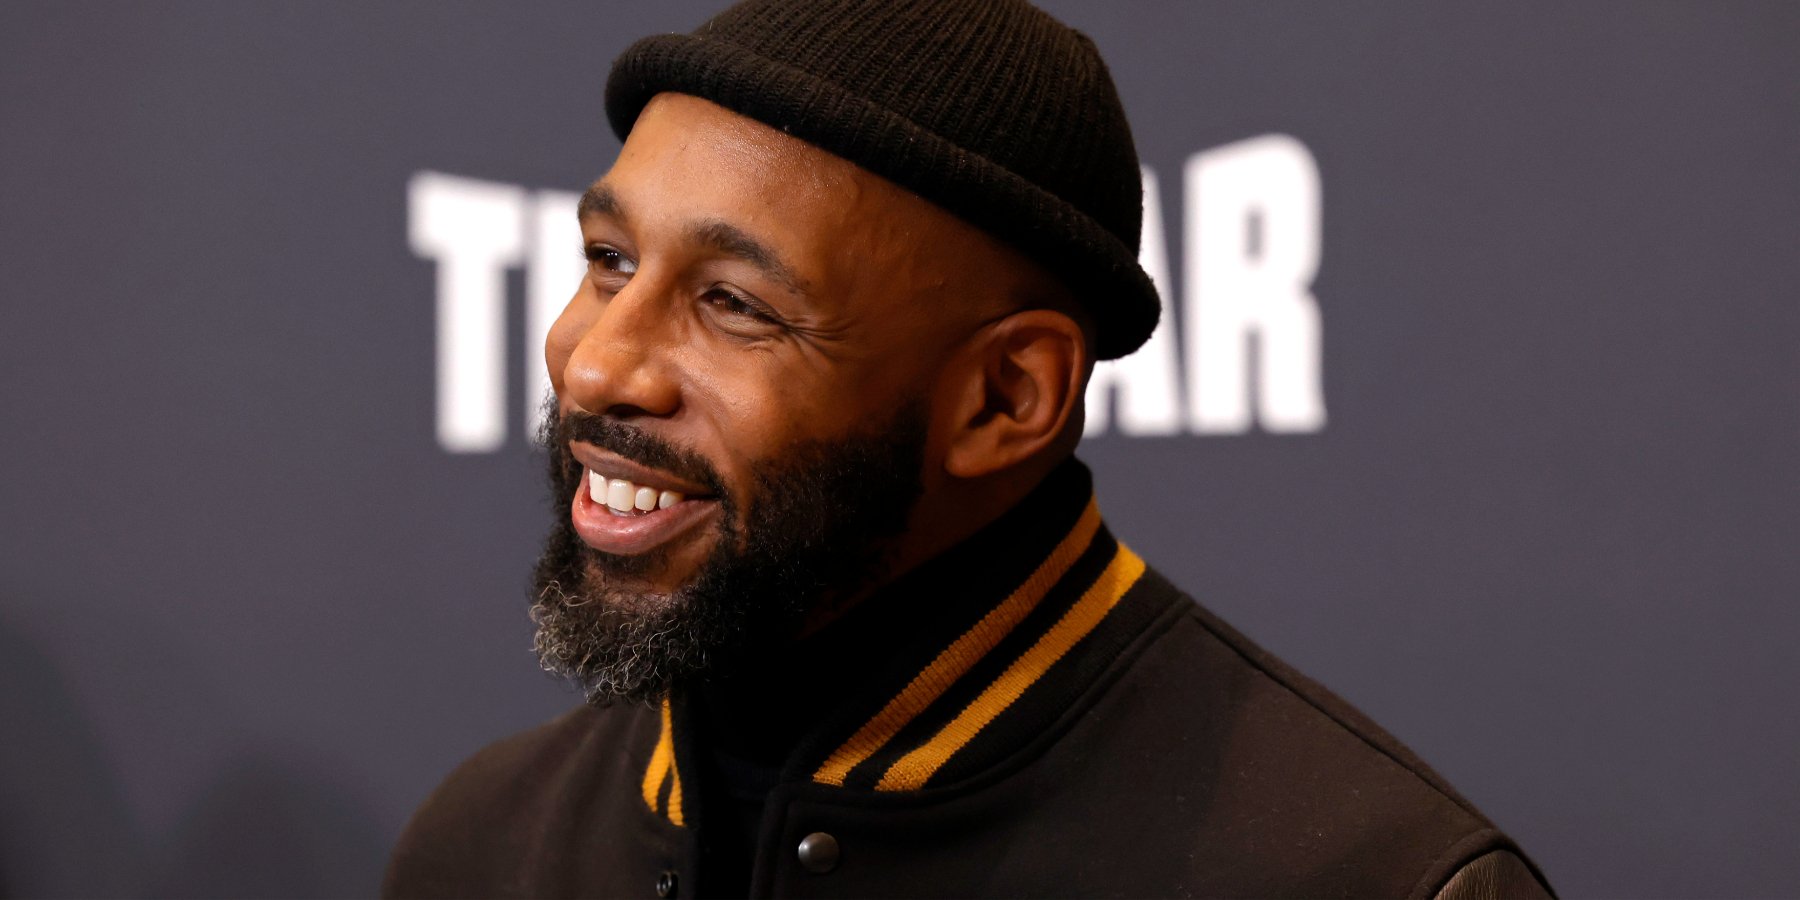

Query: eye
[
  {"left": 583, "top": 244, "right": 638, "bottom": 276},
  {"left": 702, "top": 287, "right": 781, "bottom": 326}
]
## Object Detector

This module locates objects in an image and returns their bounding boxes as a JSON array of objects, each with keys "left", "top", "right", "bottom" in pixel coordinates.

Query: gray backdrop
[{"left": 4, "top": 2, "right": 1797, "bottom": 897}]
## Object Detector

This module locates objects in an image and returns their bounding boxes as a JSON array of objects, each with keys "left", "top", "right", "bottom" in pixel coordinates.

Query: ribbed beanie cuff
[{"left": 604, "top": 0, "right": 1160, "bottom": 360}]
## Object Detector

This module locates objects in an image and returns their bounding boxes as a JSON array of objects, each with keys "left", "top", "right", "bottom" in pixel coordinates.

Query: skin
[{"left": 546, "top": 92, "right": 1090, "bottom": 624}]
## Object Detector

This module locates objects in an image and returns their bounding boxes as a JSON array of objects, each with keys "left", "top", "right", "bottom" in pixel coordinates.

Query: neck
[
  {"left": 795, "top": 453, "right": 1070, "bottom": 637},
  {"left": 688, "top": 456, "right": 1090, "bottom": 765}
]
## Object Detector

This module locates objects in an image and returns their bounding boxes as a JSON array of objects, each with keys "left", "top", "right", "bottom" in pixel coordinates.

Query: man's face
[{"left": 532, "top": 93, "right": 1012, "bottom": 702}]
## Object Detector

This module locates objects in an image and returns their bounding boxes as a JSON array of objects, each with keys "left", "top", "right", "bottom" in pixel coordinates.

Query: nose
[{"left": 548, "top": 277, "right": 682, "bottom": 420}]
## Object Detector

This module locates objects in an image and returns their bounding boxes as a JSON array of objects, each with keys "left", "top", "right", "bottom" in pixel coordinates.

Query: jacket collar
[{"left": 644, "top": 457, "right": 1162, "bottom": 824}]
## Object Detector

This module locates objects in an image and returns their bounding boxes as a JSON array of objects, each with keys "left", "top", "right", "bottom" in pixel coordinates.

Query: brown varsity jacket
[{"left": 384, "top": 460, "right": 1554, "bottom": 898}]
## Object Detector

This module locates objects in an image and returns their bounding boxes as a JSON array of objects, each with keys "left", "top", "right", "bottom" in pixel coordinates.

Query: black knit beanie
[{"left": 604, "top": 0, "right": 1159, "bottom": 360}]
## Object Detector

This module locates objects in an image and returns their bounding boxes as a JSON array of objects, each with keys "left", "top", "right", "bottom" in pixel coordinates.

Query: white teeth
[
  {"left": 606, "top": 478, "right": 634, "bottom": 512},
  {"left": 587, "top": 470, "right": 688, "bottom": 516}
]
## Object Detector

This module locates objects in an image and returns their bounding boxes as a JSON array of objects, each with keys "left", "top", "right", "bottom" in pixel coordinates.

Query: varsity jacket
[{"left": 384, "top": 460, "right": 1554, "bottom": 898}]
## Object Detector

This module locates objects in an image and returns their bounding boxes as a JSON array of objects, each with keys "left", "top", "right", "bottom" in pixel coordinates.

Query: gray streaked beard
[{"left": 529, "top": 398, "right": 927, "bottom": 706}]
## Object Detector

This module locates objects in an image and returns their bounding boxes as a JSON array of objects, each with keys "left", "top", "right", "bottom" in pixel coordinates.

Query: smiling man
[{"left": 384, "top": 1, "right": 1553, "bottom": 898}]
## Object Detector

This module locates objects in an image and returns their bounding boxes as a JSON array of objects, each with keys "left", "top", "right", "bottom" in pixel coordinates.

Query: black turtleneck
[{"left": 682, "top": 460, "right": 1093, "bottom": 896}]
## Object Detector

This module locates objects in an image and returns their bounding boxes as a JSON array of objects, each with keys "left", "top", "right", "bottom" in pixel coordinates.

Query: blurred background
[{"left": 3, "top": 1, "right": 1797, "bottom": 896}]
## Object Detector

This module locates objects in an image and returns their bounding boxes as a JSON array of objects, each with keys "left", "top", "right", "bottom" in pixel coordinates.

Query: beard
[{"left": 529, "top": 397, "right": 927, "bottom": 706}]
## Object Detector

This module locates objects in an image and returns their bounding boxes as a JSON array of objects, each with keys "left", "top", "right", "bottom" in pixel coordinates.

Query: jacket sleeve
[{"left": 1431, "top": 849, "right": 1556, "bottom": 900}]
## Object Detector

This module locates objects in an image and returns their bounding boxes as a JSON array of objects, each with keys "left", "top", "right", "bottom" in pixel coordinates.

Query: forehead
[
  {"left": 597, "top": 95, "right": 892, "bottom": 258},
  {"left": 592, "top": 94, "right": 1025, "bottom": 310}
]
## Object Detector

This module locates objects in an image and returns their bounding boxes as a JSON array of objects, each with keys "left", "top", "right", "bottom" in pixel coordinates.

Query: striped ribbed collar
[{"left": 642, "top": 457, "right": 1163, "bottom": 825}]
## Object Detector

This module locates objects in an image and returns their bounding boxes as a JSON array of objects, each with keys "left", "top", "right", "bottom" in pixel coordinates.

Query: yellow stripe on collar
[
  {"left": 641, "top": 697, "right": 685, "bottom": 826},
  {"left": 811, "top": 496, "right": 1104, "bottom": 787},
  {"left": 875, "top": 543, "right": 1145, "bottom": 790}
]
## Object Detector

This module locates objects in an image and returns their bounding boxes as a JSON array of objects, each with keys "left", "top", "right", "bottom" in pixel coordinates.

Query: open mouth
[
  {"left": 569, "top": 458, "right": 721, "bottom": 556},
  {"left": 589, "top": 470, "right": 688, "bottom": 517}
]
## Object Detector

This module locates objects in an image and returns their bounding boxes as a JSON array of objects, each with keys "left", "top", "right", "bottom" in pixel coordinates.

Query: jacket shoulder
[
  {"left": 1101, "top": 569, "right": 1550, "bottom": 896},
  {"left": 1172, "top": 576, "right": 1482, "bottom": 814},
  {"left": 381, "top": 703, "right": 653, "bottom": 899}
]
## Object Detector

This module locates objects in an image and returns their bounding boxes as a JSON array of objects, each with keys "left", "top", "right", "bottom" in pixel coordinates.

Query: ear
[{"left": 942, "top": 309, "right": 1087, "bottom": 479}]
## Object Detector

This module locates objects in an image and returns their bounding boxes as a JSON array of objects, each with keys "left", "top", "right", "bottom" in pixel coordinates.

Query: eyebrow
[
  {"left": 578, "top": 182, "right": 622, "bottom": 220},
  {"left": 578, "top": 182, "right": 813, "bottom": 300},
  {"left": 687, "top": 220, "right": 812, "bottom": 299}
]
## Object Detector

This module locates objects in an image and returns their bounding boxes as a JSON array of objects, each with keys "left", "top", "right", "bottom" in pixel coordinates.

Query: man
[{"left": 385, "top": 0, "right": 1554, "bottom": 896}]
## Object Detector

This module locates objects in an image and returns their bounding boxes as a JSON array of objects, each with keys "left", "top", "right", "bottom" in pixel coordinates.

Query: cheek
[
  {"left": 674, "top": 328, "right": 938, "bottom": 490},
  {"left": 683, "top": 355, "right": 807, "bottom": 460},
  {"left": 676, "top": 355, "right": 845, "bottom": 498}
]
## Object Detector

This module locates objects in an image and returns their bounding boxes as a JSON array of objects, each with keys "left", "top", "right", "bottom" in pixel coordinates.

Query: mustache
[{"left": 542, "top": 406, "right": 727, "bottom": 498}]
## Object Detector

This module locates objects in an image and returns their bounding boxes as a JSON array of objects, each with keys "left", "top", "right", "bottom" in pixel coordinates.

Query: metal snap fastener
[
  {"left": 655, "top": 868, "right": 678, "bottom": 898},
  {"left": 797, "top": 831, "right": 840, "bottom": 874}
]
